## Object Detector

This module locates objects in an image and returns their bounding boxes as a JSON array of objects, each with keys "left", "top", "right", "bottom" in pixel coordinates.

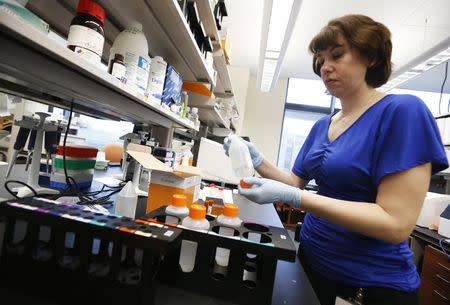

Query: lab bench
[
  {"left": 0, "top": 171, "right": 320, "bottom": 305},
  {"left": 411, "top": 226, "right": 450, "bottom": 305}
]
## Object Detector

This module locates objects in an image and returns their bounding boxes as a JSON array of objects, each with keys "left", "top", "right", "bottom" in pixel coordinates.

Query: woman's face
[{"left": 316, "top": 37, "right": 370, "bottom": 98}]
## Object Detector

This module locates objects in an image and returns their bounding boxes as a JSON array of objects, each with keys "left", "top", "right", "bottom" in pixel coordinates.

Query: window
[
  {"left": 286, "top": 78, "right": 331, "bottom": 107},
  {"left": 277, "top": 78, "right": 334, "bottom": 172},
  {"left": 278, "top": 109, "right": 326, "bottom": 171},
  {"left": 76, "top": 115, "right": 134, "bottom": 149}
]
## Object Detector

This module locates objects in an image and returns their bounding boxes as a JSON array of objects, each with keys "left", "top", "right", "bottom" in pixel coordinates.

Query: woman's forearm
[
  {"left": 301, "top": 191, "right": 407, "bottom": 244},
  {"left": 256, "top": 159, "right": 297, "bottom": 186}
]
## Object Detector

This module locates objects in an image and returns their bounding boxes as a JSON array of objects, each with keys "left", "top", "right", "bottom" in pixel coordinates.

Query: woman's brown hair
[{"left": 309, "top": 14, "right": 392, "bottom": 88}]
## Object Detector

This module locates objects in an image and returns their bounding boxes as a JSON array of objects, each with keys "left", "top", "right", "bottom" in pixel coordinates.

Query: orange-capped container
[
  {"left": 165, "top": 194, "right": 189, "bottom": 223},
  {"left": 223, "top": 204, "right": 239, "bottom": 218},
  {"left": 172, "top": 194, "right": 187, "bottom": 207},
  {"left": 215, "top": 203, "right": 242, "bottom": 267},
  {"left": 179, "top": 204, "right": 210, "bottom": 273},
  {"left": 189, "top": 204, "right": 206, "bottom": 220}
]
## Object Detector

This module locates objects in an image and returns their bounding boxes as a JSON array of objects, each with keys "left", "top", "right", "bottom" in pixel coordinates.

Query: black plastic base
[{"left": 144, "top": 206, "right": 297, "bottom": 305}]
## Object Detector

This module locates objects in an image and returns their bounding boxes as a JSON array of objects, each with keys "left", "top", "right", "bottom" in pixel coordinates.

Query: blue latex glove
[
  {"left": 238, "top": 177, "right": 301, "bottom": 207},
  {"left": 223, "top": 136, "right": 264, "bottom": 168}
]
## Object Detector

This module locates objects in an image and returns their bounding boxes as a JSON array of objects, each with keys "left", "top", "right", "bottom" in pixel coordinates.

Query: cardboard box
[
  {"left": 126, "top": 144, "right": 202, "bottom": 213},
  {"left": 162, "top": 64, "right": 183, "bottom": 107}
]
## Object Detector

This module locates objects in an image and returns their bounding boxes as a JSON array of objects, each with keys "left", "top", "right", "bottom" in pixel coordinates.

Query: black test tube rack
[
  {"left": 145, "top": 206, "right": 297, "bottom": 305},
  {"left": 0, "top": 197, "right": 182, "bottom": 305}
]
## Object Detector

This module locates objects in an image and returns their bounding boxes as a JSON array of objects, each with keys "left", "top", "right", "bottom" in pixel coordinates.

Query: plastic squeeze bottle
[
  {"left": 109, "top": 21, "right": 150, "bottom": 95},
  {"left": 114, "top": 181, "right": 137, "bottom": 218},
  {"left": 179, "top": 204, "right": 210, "bottom": 272},
  {"left": 215, "top": 204, "right": 242, "bottom": 267},
  {"left": 165, "top": 194, "right": 189, "bottom": 224},
  {"left": 228, "top": 134, "right": 254, "bottom": 187}
]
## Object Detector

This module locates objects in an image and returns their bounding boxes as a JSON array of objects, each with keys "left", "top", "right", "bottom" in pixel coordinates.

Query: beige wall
[
  {"left": 240, "top": 75, "right": 288, "bottom": 165},
  {"left": 228, "top": 66, "right": 250, "bottom": 134}
]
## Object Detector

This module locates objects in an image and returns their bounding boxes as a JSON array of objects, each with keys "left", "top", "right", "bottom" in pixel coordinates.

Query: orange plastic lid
[
  {"left": 223, "top": 204, "right": 239, "bottom": 218},
  {"left": 240, "top": 179, "right": 252, "bottom": 189},
  {"left": 172, "top": 194, "right": 187, "bottom": 207},
  {"left": 189, "top": 204, "right": 206, "bottom": 220},
  {"left": 182, "top": 82, "right": 213, "bottom": 97}
]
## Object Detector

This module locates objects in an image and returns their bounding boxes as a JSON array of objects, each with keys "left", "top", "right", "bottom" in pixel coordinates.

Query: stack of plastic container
[{"left": 50, "top": 145, "right": 98, "bottom": 189}]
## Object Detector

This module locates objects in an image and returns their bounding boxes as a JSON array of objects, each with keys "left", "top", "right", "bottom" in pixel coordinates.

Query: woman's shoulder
[
  {"left": 381, "top": 93, "right": 426, "bottom": 109},
  {"left": 377, "top": 93, "right": 429, "bottom": 117}
]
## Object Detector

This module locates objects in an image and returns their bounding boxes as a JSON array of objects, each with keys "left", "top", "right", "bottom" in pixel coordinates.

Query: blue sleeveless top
[{"left": 293, "top": 94, "right": 448, "bottom": 291}]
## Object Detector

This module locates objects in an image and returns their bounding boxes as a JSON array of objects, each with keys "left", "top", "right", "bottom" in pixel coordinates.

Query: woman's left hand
[{"left": 238, "top": 177, "right": 302, "bottom": 207}]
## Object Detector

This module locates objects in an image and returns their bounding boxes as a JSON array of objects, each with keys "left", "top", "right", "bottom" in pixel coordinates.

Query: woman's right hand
[{"left": 223, "top": 136, "right": 264, "bottom": 169}]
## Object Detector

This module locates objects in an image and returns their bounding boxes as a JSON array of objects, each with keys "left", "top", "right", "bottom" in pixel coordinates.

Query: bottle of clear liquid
[
  {"left": 228, "top": 134, "right": 254, "bottom": 178},
  {"left": 215, "top": 204, "right": 242, "bottom": 267},
  {"left": 188, "top": 107, "right": 199, "bottom": 127},
  {"left": 165, "top": 194, "right": 189, "bottom": 224},
  {"left": 179, "top": 204, "right": 210, "bottom": 272}
]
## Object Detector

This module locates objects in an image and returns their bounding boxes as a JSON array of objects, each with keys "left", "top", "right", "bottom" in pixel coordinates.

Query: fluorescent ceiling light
[
  {"left": 379, "top": 37, "right": 450, "bottom": 92},
  {"left": 258, "top": 0, "right": 303, "bottom": 92}
]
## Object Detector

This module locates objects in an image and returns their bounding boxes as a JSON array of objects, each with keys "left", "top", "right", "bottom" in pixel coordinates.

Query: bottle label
[
  {"left": 148, "top": 59, "right": 167, "bottom": 99},
  {"left": 73, "top": 46, "right": 101, "bottom": 64},
  {"left": 111, "top": 62, "right": 126, "bottom": 80},
  {"left": 67, "top": 25, "right": 104, "bottom": 56},
  {"left": 123, "top": 52, "right": 138, "bottom": 93},
  {"left": 136, "top": 56, "right": 150, "bottom": 94}
]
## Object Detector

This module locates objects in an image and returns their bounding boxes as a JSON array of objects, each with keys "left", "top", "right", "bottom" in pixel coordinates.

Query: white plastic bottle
[
  {"left": 180, "top": 146, "right": 193, "bottom": 166},
  {"left": 147, "top": 56, "right": 167, "bottom": 102},
  {"left": 188, "top": 107, "right": 199, "bottom": 127},
  {"left": 215, "top": 204, "right": 242, "bottom": 267},
  {"left": 109, "top": 22, "right": 150, "bottom": 96},
  {"left": 114, "top": 181, "right": 137, "bottom": 218},
  {"left": 179, "top": 204, "right": 210, "bottom": 272},
  {"left": 228, "top": 134, "right": 254, "bottom": 178},
  {"left": 165, "top": 194, "right": 189, "bottom": 224}
]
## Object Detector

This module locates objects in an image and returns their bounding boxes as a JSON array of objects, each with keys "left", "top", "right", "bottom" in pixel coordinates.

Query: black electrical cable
[
  {"left": 438, "top": 61, "right": 448, "bottom": 113},
  {"left": 63, "top": 101, "right": 74, "bottom": 189},
  {"left": 54, "top": 100, "right": 127, "bottom": 206},
  {"left": 4, "top": 180, "right": 38, "bottom": 199}
]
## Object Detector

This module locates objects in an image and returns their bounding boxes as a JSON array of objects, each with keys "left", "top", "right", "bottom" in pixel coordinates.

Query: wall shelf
[
  {"left": 0, "top": 9, "right": 198, "bottom": 130},
  {"left": 198, "top": 106, "right": 230, "bottom": 129},
  {"left": 194, "top": 0, "right": 234, "bottom": 99},
  {"left": 196, "top": 0, "right": 220, "bottom": 43},
  {"left": 27, "top": 0, "right": 215, "bottom": 85},
  {"left": 213, "top": 48, "right": 233, "bottom": 96}
]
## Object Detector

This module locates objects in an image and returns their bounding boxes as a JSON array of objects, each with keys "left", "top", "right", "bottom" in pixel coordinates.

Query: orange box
[
  {"left": 147, "top": 171, "right": 201, "bottom": 213},
  {"left": 182, "top": 82, "right": 215, "bottom": 108},
  {"left": 126, "top": 144, "right": 202, "bottom": 213}
]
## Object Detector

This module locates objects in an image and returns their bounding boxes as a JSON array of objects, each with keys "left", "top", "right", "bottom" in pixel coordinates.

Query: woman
[{"left": 224, "top": 15, "right": 448, "bottom": 305}]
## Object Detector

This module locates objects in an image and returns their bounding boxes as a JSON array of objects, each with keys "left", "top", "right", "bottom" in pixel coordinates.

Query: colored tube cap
[
  {"left": 172, "top": 194, "right": 187, "bottom": 207},
  {"left": 223, "top": 204, "right": 239, "bottom": 218},
  {"left": 189, "top": 204, "right": 206, "bottom": 220},
  {"left": 240, "top": 179, "right": 252, "bottom": 189}
]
